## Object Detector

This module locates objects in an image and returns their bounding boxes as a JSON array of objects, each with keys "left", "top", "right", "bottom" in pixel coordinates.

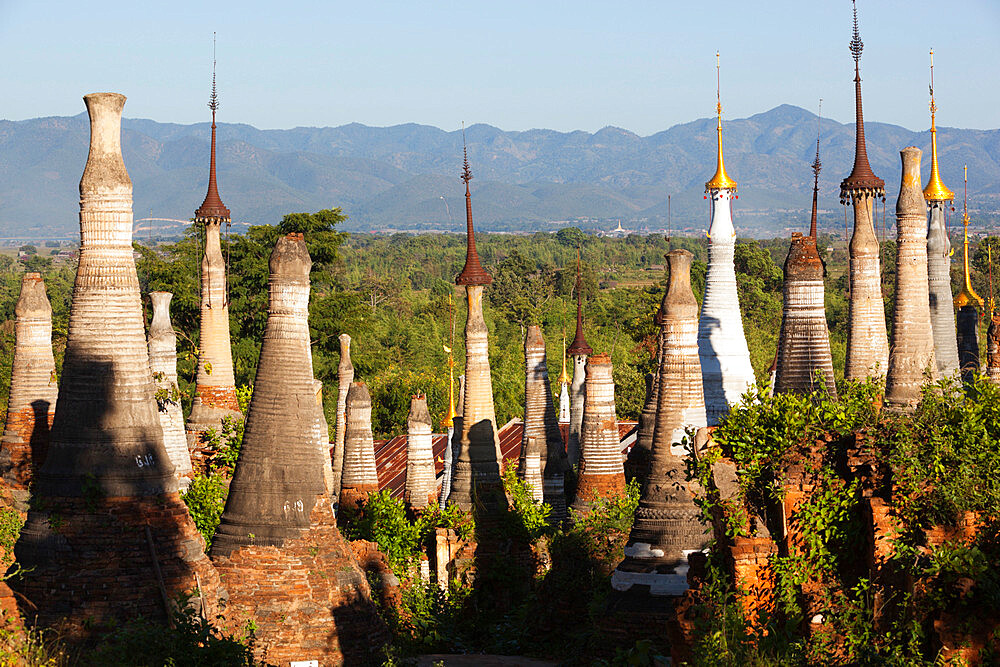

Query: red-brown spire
[
  {"left": 195, "top": 44, "right": 231, "bottom": 222},
  {"left": 840, "top": 1, "right": 885, "bottom": 202},
  {"left": 810, "top": 100, "right": 822, "bottom": 239},
  {"left": 567, "top": 248, "right": 592, "bottom": 356},
  {"left": 455, "top": 130, "right": 492, "bottom": 286}
]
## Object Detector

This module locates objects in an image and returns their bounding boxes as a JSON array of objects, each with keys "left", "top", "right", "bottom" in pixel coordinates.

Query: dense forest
[{"left": 0, "top": 209, "right": 997, "bottom": 442}]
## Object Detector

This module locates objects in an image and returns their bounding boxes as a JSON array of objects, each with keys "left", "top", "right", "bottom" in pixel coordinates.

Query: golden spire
[
  {"left": 442, "top": 293, "right": 458, "bottom": 429},
  {"left": 988, "top": 243, "right": 995, "bottom": 316},
  {"left": 557, "top": 333, "right": 570, "bottom": 385},
  {"left": 924, "top": 49, "right": 955, "bottom": 202},
  {"left": 954, "top": 165, "right": 983, "bottom": 309},
  {"left": 705, "top": 51, "right": 737, "bottom": 192}
]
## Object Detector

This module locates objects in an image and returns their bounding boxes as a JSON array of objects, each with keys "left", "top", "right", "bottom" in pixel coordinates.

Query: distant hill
[{"left": 1, "top": 104, "right": 998, "bottom": 239}]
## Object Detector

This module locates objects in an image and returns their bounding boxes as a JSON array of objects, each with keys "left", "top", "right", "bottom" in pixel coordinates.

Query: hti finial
[
  {"left": 810, "top": 99, "right": 822, "bottom": 238},
  {"left": 955, "top": 164, "right": 983, "bottom": 309},
  {"left": 929, "top": 48, "right": 936, "bottom": 115},
  {"left": 209, "top": 32, "right": 219, "bottom": 116},
  {"left": 850, "top": 0, "right": 864, "bottom": 66},
  {"left": 461, "top": 122, "right": 472, "bottom": 186},
  {"left": 705, "top": 51, "right": 737, "bottom": 192},
  {"left": 715, "top": 51, "right": 722, "bottom": 118}
]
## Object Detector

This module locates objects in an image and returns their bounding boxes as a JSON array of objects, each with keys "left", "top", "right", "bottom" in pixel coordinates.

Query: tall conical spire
[
  {"left": 810, "top": 100, "right": 822, "bottom": 239},
  {"left": 567, "top": 248, "right": 593, "bottom": 355},
  {"left": 955, "top": 166, "right": 983, "bottom": 309},
  {"left": 557, "top": 334, "right": 570, "bottom": 385},
  {"left": 705, "top": 52, "right": 737, "bottom": 193},
  {"left": 923, "top": 50, "right": 955, "bottom": 202},
  {"left": 196, "top": 34, "right": 230, "bottom": 221},
  {"left": 840, "top": 1, "right": 884, "bottom": 201},
  {"left": 455, "top": 128, "right": 492, "bottom": 286},
  {"left": 443, "top": 293, "right": 458, "bottom": 429}
]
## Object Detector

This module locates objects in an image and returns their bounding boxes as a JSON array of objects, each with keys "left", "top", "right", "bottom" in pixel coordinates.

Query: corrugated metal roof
[{"left": 365, "top": 420, "right": 638, "bottom": 501}]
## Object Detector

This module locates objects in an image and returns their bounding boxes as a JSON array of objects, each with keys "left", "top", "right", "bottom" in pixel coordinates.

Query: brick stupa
[
  {"left": 698, "top": 53, "right": 755, "bottom": 425},
  {"left": 147, "top": 291, "right": 194, "bottom": 489},
  {"left": 210, "top": 233, "right": 385, "bottom": 664},
  {"left": 841, "top": 1, "right": 889, "bottom": 382},
  {"left": 339, "top": 382, "right": 380, "bottom": 510},
  {"left": 0, "top": 273, "right": 58, "bottom": 507},
  {"left": 185, "top": 68, "right": 241, "bottom": 453},
  {"left": 11, "top": 93, "right": 224, "bottom": 635},
  {"left": 448, "top": 144, "right": 505, "bottom": 515},
  {"left": 405, "top": 393, "right": 437, "bottom": 510},
  {"left": 566, "top": 252, "right": 593, "bottom": 467},
  {"left": 571, "top": 353, "right": 625, "bottom": 516},
  {"left": 923, "top": 53, "right": 960, "bottom": 378},
  {"left": 775, "top": 138, "right": 837, "bottom": 397},
  {"left": 331, "top": 333, "right": 353, "bottom": 502},
  {"left": 885, "top": 148, "right": 937, "bottom": 409},
  {"left": 610, "top": 249, "right": 708, "bottom": 608},
  {"left": 519, "top": 325, "right": 568, "bottom": 522}
]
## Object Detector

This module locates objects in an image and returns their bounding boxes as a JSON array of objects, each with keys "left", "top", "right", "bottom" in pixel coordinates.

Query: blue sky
[{"left": 1, "top": 0, "right": 998, "bottom": 134}]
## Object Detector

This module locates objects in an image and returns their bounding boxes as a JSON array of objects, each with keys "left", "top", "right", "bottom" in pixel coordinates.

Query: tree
[
  {"left": 555, "top": 227, "right": 587, "bottom": 248},
  {"left": 18, "top": 245, "right": 36, "bottom": 255},
  {"left": 489, "top": 250, "right": 554, "bottom": 332}
]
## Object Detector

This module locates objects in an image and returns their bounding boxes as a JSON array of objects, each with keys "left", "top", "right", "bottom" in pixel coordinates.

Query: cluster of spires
[{"left": 0, "top": 3, "right": 996, "bottom": 660}]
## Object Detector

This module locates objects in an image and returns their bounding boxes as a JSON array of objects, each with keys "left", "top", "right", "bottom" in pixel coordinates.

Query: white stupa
[{"left": 697, "top": 53, "right": 755, "bottom": 425}]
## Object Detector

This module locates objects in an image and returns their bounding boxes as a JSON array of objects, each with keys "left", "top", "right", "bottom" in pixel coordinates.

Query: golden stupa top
[
  {"left": 442, "top": 293, "right": 458, "bottom": 429},
  {"left": 954, "top": 165, "right": 983, "bottom": 309},
  {"left": 557, "top": 334, "right": 570, "bottom": 385},
  {"left": 923, "top": 50, "right": 955, "bottom": 202},
  {"left": 705, "top": 52, "right": 737, "bottom": 192}
]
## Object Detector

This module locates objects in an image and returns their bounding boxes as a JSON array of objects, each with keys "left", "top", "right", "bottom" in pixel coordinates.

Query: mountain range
[{"left": 1, "top": 104, "right": 998, "bottom": 239}]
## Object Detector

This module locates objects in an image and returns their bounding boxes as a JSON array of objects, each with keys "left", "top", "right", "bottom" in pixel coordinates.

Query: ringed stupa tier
[
  {"left": 924, "top": 50, "right": 960, "bottom": 378},
  {"left": 405, "top": 393, "right": 437, "bottom": 510},
  {"left": 955, "top": 167, "right": 982, "bottom": 384},
  {"left": 331, "top": 332, "right": 353, "bottom": 502},
  {"left": 185, "top": 67, "right": 241, "bottom": 447},
  {"left": 148, "top": 291, "right": 194, "bottom": 488},
  {"left": 775, "top": 126, "right": 837, "bottom": 397},
  {"left": 448, "top": 144, "right": 505, "bottom": 515},
  {"left": 339, "top": 381, "right": 380, "bottom": 510},
  {"left": 627, "top": 320, "right": 663, "bottom": 483},
  {"left": 885, "top": 148, "right": 937, "bottom": 409},
  {"left": 566, "top": 251, "right": 592, "bottom": 466},
  {"left": 611, "top": 249, "right": 708, "bottom": 598},
  {"left": 0, "top": 273, "right": 58, "bottom": 503},
  {"left": 840, "top": 1, "right": 889, "bottom": 382},
  {"left": 12, "top": 93, "right": 223, "bottom": 634},
  {"left": 987, "top": 311, "right": 1000, "bottom": 384},
  {"left": 519, "top": 325, "right": 568, "bottom": 522},
  {"left": 210, "top": 233, "right": 385, "bottom": 664},
  {"left": 698, "top": 53, "right": 755, "bottom": 425},
  {"left": 571, "top": 353, "right": 625, "bottom": 515}
]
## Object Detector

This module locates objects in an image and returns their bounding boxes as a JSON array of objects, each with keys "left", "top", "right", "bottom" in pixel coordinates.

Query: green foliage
[
  {"left": 566, "top": 477, "right": 640, "bottom": 567},
  {"left": 0, "top": 508, "right": 23, "bottom": 567},
  {"left": 498, "top": 464, "right": 554, "bottom": 542},
  {"left": 181, "top": 474, "right": 228, "bottom": 549}
]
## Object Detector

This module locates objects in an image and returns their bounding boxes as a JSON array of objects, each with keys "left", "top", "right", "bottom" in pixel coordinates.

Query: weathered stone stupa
[
  {"left": 331, "top": 332, "right": 353, "bottom": 501},
  {"left": 405, "top": 393, "right": 437, "bottom": 510},
  {"left": 557, "top": 336, "right": 571, "bottom": 423},
  {"left": 0, "top": 273, "right": 58, "bottom": 503},
  {"left": 611, "top": 249, "right": 708, "bottom": 598},
  {"left": 924, "top": 51, "right": 960, "bottom": 379},
  {"left": 698, "top": 53, "right": 755, "bottom": 425},
  {"left": 571, "top": 353, "right": 625, "bottom": 515},
  {"left": 955, "top": 167, "right": 982, "bottom": 384},
  {"left": 886, "top": 148, "right": 937, "bottom": 409},
  {"left": 566, "top": 251, "right": 592, "bottom": 467},
  {"left": 987, "top": 312, "right": 1000, "bottom": 384},
  {"left": 312, "top": 379, "right": 334, "bottom": 495},
  {"left": 627, "top": 327, "right": 662, "bottom": 483},
  {"left": 775, "top": 133, "right": 837, "bottom": 398},
  {"left": 841, "top": 1, "right": 889, "bottom": 382},
  {"left": 210, "top": 233, "right": 385, "bottom": 665},
  {"left": 185, "top": 68, "right": 241, "bottom": 448},
  {"left": 147, "top": 291, "right": 194, "bottom": 489},
  {"left": 519, "top": 325, "right": 568, "bottom": 521},
  {"left": 12, "top": 93, "right": 223, "bottom": 634},
  {"left": 339, "top": 381, "right": 380, "bottom": 510},
  {"left": 447, "top": 144, "right": 505, "bottom": 515}
]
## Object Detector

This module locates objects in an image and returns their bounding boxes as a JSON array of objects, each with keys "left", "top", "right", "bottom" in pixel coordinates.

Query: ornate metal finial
[
  {"left": 195, "top": 32, "right": 230, "bottom": 222},
  {"left": 955, "top": 165, "right": 983, "bottom": 309},
  {"left": 989, "top": 244, "right": 996, "bottom": 316},
  {"left": 705, "top": 51, "right": 737, "bottom": 192},
  {"left": 567, "top": 246, "right": 593, "bottom": 356},
  {"left": 924, "top": 48, "right": 954, "bottom": 202},
  {"left": 839, "top": 0, "right": 884, "bottom": 203},
  {"left": 557, "top": 333, "right": 570, "bottom": 385},
  {"left": 455, "top": 124, "right": 491, "bottom": 286},
  {"left": 443, "top": 292, "right": 458, "bottom": 429},
  {"left": 850, "top": 0, "right": 864, "bottom": 66},
  {"left": 810, "top": 99, "right": 823, "bottom": 238}
]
